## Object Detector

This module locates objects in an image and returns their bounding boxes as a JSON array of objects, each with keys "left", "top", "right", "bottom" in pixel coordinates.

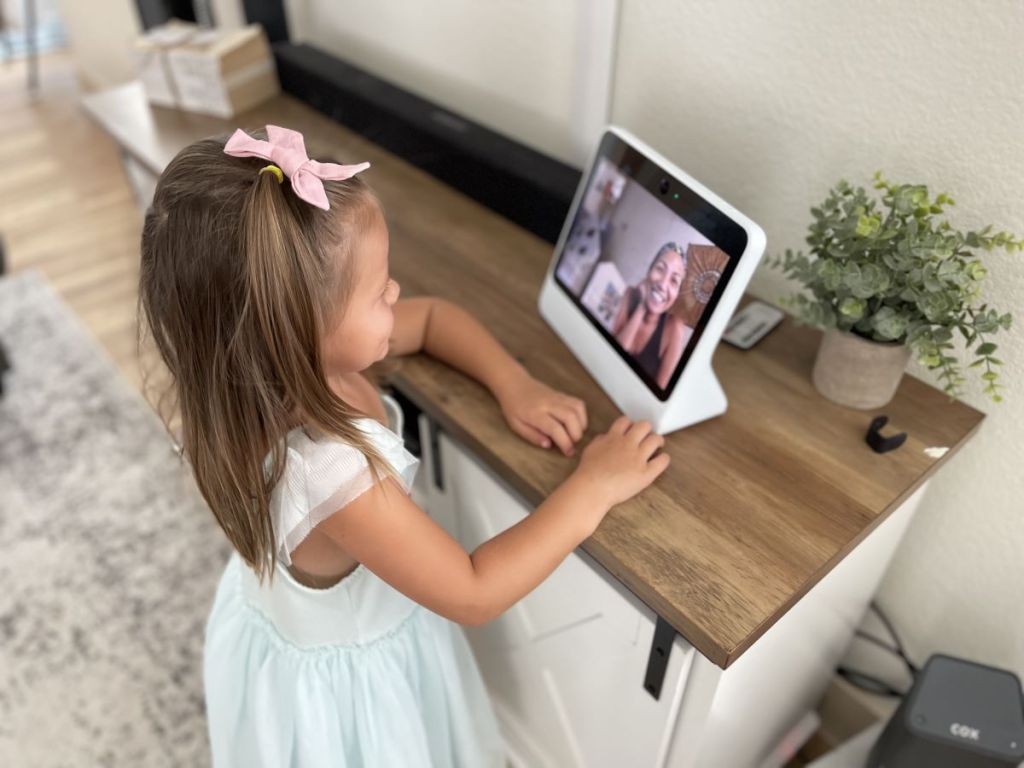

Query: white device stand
[{"left": 538, "top": 126, "right": 766, "bottom": 434}]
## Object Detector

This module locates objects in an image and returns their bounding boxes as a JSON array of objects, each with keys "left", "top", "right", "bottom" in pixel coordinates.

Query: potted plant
[{"left": 770, "top": 172, "right": 1022, "bottom": 408}]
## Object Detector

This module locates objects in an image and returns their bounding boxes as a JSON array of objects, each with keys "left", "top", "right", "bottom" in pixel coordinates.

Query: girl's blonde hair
[{"left": 139, "top": 131, "right": 398, "bottom": 582}]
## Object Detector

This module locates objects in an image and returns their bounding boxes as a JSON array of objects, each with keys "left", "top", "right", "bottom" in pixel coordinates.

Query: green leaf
[
  {"left": 872, "top": 306, "right": 909, "bottom": 341},
  {"left": 966, "top": 261, "right": 987, "bottom": 280},
  {"left": 855, "top": 214, "right": 881, "bottom": 238},
  {"left": 976, "top": 342, "right": 997, "bottom": 355},
  {"left": 838, "top": 296, "right": 866, "bottom": 319}
]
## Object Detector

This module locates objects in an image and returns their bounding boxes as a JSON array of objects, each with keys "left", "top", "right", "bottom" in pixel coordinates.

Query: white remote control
[{"left": 722, "top": 300, "right": 785, "bottom": 349}]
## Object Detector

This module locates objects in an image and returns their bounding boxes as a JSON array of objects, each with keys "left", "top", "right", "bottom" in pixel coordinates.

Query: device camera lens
[{"left": 659, "top": 179, "right": 670, "bottom": 195}]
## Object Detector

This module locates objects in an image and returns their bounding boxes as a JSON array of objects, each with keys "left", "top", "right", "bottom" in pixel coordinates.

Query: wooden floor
[{"left": 0, "top": 51, "right": 162, "bottom": 401}]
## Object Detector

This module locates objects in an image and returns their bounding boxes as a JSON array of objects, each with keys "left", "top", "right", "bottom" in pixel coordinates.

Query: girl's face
[
  {"left": 644, "top": 249, "right": 685, "bottom": 315},
  {"left": 321, "top": 204, "right": 401, "bottom": 376}
]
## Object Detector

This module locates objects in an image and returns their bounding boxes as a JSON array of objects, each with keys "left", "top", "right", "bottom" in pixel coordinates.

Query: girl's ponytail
[{"left": 140, "top": 134, "right": 398, "bottom": 582}]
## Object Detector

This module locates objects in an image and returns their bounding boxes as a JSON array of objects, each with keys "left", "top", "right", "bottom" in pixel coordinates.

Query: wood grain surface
[{"left": 81, "top": 82, "right": 985, "bottom": 668}]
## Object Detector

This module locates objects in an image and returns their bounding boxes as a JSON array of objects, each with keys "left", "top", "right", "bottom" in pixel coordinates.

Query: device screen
[{"left": 553, "top": 133, "right": 748, "bottom": 400}]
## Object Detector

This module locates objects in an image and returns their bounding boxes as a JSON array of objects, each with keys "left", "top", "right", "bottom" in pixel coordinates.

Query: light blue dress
[{"left": 204, "top": 394, "right": 506, "bottom": 767}]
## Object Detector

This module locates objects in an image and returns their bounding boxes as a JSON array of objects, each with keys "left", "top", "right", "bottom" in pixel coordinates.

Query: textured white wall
[
  {"left": 286, "top": 0, "right": 584, "bottom": 164},
  {"left": 612, "top": 0, "right": 1024, "bottom": 677}
]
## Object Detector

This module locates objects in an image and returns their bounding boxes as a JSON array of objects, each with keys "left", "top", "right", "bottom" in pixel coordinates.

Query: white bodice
[{"left": 241, "top": 393, "right": 423, "bottom": 647}]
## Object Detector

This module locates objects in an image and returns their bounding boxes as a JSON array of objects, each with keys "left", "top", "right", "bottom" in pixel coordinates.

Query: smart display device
[{"left": 538, "top": 127, "right": 767, "bottom": 433}]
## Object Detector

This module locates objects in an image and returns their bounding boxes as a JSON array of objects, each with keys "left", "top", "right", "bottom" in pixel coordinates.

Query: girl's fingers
[
  {"left": 610, "top": 415, "right": 631, "bottom": 434},
  {"left": 639, "top": 432, "right": 665, "bottom": 459},
  {"left": 552, "top": 405, "right": 584, "bottom": 443},
  {"left": 626, "top": 419, "right": 654, "bottom": 443},
  {"left": 646, "top": 452, "right": 671, "bottom": 479},
  {"left": 539, "top": 414, "right": 575, "bottom": 456},
  {"left": 514, "top": 417, "right": 552, "bottom": 449},
  {"left": 566, "top": 396, "right": 588, "bottom": 433}
]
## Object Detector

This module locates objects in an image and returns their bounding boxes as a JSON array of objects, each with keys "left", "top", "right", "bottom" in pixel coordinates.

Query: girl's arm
[
  {"left": 389, "top": 296, "right": 526, "bottom": 399},
  {"left": 317, "top": 471, "right": 608, "bottom": 626},
  {"left": 317, "top": 416, "right": 667, "bottom": 627},
  {"left": 389, "top": 297, "right": 587, "bottom": 455}
]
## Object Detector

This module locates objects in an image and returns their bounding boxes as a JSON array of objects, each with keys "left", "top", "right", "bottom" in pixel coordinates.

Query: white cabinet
[
  {"left": 431, "top": 430, "right": 698, "bottom": 768},
  {"left": 406, "top": 415, "right": 925, "bottom": 768}
]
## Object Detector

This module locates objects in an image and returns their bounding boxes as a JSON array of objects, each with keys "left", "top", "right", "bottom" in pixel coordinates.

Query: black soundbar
[{"left": 271, "top": 42, "right": 581, "bottom": 243}]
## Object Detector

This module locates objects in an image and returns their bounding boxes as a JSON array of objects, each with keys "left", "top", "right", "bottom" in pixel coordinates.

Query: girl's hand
[
  {"left": 573, "top": 416, "right": 670, "bottom": 513},
  {"left": 495, "top": 369, "right": 588, "bottom": 456}
]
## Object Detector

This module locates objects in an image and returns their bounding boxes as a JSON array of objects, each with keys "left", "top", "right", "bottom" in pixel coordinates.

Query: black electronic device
[{"left": 868, "top": 654, "right": 1024, "bottom": 768}]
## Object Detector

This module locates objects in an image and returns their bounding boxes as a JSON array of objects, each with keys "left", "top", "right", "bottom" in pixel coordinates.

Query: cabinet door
[{"left": 440, "top": 433, "right": 696, "bottom": 768}]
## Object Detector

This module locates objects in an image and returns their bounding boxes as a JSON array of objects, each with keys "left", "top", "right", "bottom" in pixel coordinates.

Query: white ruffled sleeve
[{"left": 269, "top": 422, "right": 420, "bottom": 565}]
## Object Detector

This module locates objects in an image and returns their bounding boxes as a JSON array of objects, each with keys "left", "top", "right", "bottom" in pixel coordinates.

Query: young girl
[{"left": 139, "top": 125, "right": 670, "bottom": 767}]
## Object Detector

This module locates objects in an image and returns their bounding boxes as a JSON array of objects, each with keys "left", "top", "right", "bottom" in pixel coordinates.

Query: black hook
[{"left": 866, "top": 415, "right": 907, "bottom": 454}]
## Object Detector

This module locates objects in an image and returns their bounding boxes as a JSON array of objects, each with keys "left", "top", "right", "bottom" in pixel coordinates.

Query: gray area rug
[{"left": 0, "top": 270, "right": 229, "bottom": 767}]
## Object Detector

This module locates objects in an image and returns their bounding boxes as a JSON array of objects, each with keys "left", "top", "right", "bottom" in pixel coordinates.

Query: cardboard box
[
  {"left": 134, "top": 22, "right": 279, "bottom": 118},
  {"left": 167, "top": 25, "right": 279, "bottom": 118},
  {"left": 134, "top": 20, "right": 197, "bottom": 109}
]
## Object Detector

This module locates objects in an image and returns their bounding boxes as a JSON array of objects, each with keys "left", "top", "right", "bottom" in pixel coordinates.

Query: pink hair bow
[{"left": 223, "top": 125, "right": 370, "bottom": 211}]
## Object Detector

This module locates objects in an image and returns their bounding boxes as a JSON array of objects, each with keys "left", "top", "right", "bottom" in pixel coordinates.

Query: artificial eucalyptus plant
[{"left": 770, "top": 172, "right": 1022, "bottom": 401}]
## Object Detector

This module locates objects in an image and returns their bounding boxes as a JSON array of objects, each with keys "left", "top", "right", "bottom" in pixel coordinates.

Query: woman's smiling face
[{"left": 644, "top": 248, "right": 686, "bottom": 315}]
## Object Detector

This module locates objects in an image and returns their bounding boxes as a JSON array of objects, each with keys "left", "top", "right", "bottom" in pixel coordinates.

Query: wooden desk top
[{"left": 83, "top": 82, "right": 985, "bottom": 668}]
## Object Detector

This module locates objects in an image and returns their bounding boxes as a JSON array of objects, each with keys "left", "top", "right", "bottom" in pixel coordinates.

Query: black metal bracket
[
  {"left": 388, "top": 385, "right": 444, "bottom": 491},
  {"left": 0, "top": 340, "right": 9, "bottom": 399},
  {"left": 428, "top": 418, "right": 444, "bottom": 492},
  {"left": 643, "top": 616, "right": 676, "bottom": 700},
  {"left": 389, "top": 386, "right": 423, "bottom": 457}
]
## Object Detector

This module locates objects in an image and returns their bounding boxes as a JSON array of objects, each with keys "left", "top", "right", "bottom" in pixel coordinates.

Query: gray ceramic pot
[{"left": 812, "top": 327, "right": 912, "bottom": 409}]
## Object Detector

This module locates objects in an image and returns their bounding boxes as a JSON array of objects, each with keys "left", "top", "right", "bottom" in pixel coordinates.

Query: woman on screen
[{"left": 612, "top": 242, "right": 694, "bottom": 390}]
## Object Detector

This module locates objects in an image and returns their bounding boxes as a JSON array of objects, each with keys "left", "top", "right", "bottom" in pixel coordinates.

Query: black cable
[
  {"left": 848, "top": 605, "right": 917, "bottom": 676},
  {"left": 854, "top": 629, "right": 903, "bottom": 656},
  {"left": 836, "top": 601, "right": 918, "bottom": 698},
  {"left": 870, "top": 601, "right": 919, "bottom": 677},
  {"left": 836, "top": 666, "right": 908, "bottom": 698}
]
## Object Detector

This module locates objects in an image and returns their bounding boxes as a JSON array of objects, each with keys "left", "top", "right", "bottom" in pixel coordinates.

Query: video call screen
[{"left": 554, "top": 147, "right": 740, "bottom": 399}]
